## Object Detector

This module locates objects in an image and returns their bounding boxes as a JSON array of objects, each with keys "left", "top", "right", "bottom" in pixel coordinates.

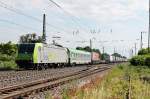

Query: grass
[{"left": 59, "top": 63, "right": 150, "bottom": 99}]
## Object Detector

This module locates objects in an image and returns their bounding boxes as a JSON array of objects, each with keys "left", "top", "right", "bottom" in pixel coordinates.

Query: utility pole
[
  {"left": 102, "top": 46, "right": 105, "bottom": 54},
  {"left": 114, "top": 47, "right": 116, "bottom": 61},
  {"left": 131, "top": 49, "right": 134, "bottom": 57},
  {"left": 129, "top": 49, "right": 133, "bottom": 58},
  {"left": 148, "top": 0, "right": 150, "bottom": 53},
  {"left": 114, "top": 47, "right": 116, "bottom": 54},
  {"left": 90, "top": 39, "right": 93, "bottom": 64},
  {"left": 42, "top": 14, "right": 46, "bottom": 43},
  {"left": 52, "top": 40, "right": 56, "bottom": 45},
  {"left": 141, "top": 32, "right": 143, "bottom": 49},
  {"left": 141, "top": 31, "right": 146, "bottom": 50},
  {"left": 135, "top": 43, "right": 137, "bottom": 55}
]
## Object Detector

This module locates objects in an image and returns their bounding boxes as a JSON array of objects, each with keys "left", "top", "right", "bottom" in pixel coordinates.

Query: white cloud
[
  {"left": 1, "top": 0, "right": 148, "bottom": 22},
  {"left": 55, "top": 0, "right": 148, "bottom": 22},
  {"left": 0, "top": 0, "right": 148, "bottom": 56}
]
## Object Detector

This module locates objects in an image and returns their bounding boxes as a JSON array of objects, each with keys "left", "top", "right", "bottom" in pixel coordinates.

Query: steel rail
[
  {"left": 0, "top": 66, "right": 92, "bottom": 93},
  {"left": 0, "top": 64, "right": 113, "bottom": 99}
]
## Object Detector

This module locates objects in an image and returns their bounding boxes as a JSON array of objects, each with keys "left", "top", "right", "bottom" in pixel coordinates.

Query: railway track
[
  {"left": 0, "top": 64, "right": 113, "bottom": 99},
  {"left": 0, "top": 66, "right": 88, "bottom": 88},
  {"left": 0, "top": 64, "right": 111, "bottom": 88}
]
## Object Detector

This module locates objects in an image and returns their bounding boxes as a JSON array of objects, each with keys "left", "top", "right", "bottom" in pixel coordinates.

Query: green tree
[
  {"left": 76, "top": 46, "right": 101, "bottom": 53},
  {"left": 83, "top": 46, "right": 91, "bottom": 52},
  {"left": 76, "top": 47, "right": 84, "bottom": 51},
  {"left": 122, "top": 56, "right": 127, "bottom": 59},
  {"left": 101, "top": 53, "right": 110, "bottom": 60},
  {"left": 19, "top": 33, "right": 43, "bottom": 43},
  {"left": 0, "top": 41, "right": 17, "bottom": 69},
  {"left": 112, "top": 53, "right": 122, "bottom": 57},
  {"left": 138, "top": 48, "right": 149, "bottom": 55},
  {"left": 0, "top": 41, "right": 17, "bottom": 56}
]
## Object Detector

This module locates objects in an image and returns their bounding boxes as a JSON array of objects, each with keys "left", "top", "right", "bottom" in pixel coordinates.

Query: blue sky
[{"left": 0, "top": 0, "right": 149, "bottom": 57}]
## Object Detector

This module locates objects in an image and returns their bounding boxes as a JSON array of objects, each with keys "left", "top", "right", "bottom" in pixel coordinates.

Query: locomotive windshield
[{"left": 18, "top": 44, "right": 35, "bottom": 54}]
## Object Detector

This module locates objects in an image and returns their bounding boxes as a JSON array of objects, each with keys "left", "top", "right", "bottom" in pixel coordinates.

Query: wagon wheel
[
  {"left": 36, "top": 64, "right": 42, "bottom": 70},
  {"left": 44, "top": 63, "right": 48, "bottom": 69},
  {"left": 33, "top": 64, "right": 37, "bottom": 70}
]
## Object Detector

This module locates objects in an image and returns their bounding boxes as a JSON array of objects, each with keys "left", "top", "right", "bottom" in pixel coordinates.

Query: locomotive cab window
[{"left": 18, "top": 44, "right": 35, "bottom": 54}]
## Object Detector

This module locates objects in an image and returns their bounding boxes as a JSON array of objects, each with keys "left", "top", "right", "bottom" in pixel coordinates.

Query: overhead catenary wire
[
  {"left": 0, "top": 1, "right": 87, "bottom": 44},
  {"left": 0, "top": 1, "right": 41, "bottom": 22},
  {"left": 0, "top": 19, "right": 40, "bottom": 31},
  {"left": 47, "top": 0, "right": 91, "bottom": 43},
  {"left": 48, "top": 0, "right": 90, "bottom": 33},
  {"left": 0, "top": 18, "right": 55, "bottom": 35},
  {"left": 0, "top": 1, "right": 71, "bottom": 33},
  {"left": 0, "top": 1, "right": 87, "bottom": 42}
]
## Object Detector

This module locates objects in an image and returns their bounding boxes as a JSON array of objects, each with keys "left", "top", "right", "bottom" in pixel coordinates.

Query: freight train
[
  {"left": 16, "top": 43, "right": 126, "bottom": 69},
  {"left": 16, "top": 43, "right": 92, "bottom": 69}
]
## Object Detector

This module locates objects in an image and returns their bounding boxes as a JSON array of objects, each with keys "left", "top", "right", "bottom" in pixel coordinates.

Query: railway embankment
[{"left": 48, "top": 63, "right": 150, "bottom": 99}]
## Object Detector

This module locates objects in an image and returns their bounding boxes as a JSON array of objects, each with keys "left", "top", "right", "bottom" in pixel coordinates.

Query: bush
[
  {"left": 145, "top": 56, "right": 150, "bottom": 67},
  {"left": 138, "top": 48, "right": 149, "bottom": 55},
  {"left": 0, "top": 42, "right": 17, "bottom": 70},
  {"left": 130, "top": 55, "right": 150, "bottom": 67},
  {"left": 0, "top": 60, "right": 17, "bottom": 69},
  {"left": 0, "top": 53, "right": 15, "bottom": 61},
  {"left": 0, "top": 53, "right": 17, "bottom": 69},
  {"left": 0, "top": 41, "right": 17, "bottom": 56},
  {"left": 130, "top": 55, "right": 146, "bottom": 66}
]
